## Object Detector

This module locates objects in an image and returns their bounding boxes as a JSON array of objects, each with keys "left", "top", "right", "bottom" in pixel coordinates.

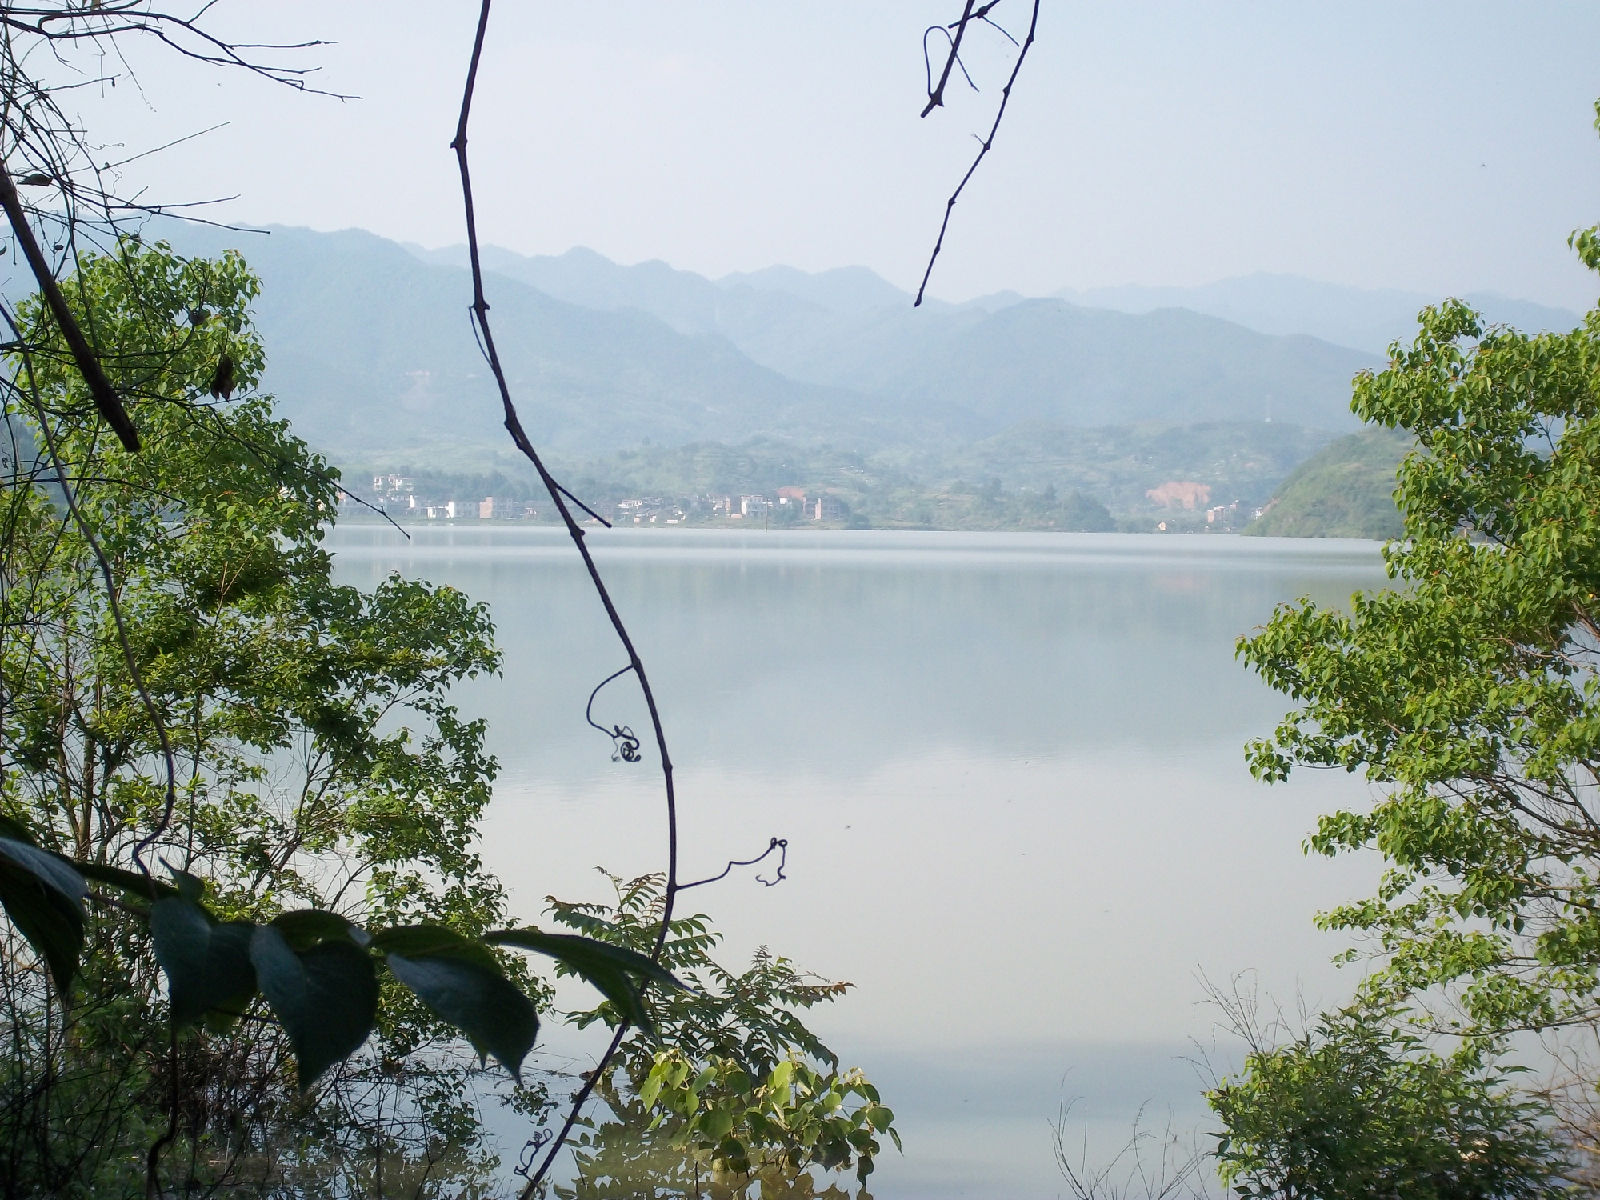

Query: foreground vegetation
[
  {"left": 0, "top": 243, "right": 895, "bottom": 1197},
  {"left": 1212, "top": 122, "right": 1600, "bottom": 1193}
]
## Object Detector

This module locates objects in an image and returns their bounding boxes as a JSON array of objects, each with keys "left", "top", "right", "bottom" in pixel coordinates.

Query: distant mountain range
[
  {"left": 1053, "top": 275, "right": 1583, "bottom": 357},
  {"left": 142, "top": 223, "right": 1574, "bottom": 529},
  {"left": 411, "top": 241, "right": 1376, "bottom": 430}
]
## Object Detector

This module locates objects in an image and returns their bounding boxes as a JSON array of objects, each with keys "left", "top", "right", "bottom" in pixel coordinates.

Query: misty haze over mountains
[
  {"left": 1052, "top": 276, "right": 1583, "bottom": 358},
  {"left": 416, "top": 240, "right": 1583, "bottom": 361},
  {"left": 153, "top": 223, "right": 1583, "bottom": 525}
]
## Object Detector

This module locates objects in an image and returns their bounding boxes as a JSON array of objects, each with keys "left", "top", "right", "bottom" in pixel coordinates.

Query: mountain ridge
[{"left": 128, "top": 223, "right": 1508, "bottom": 529}]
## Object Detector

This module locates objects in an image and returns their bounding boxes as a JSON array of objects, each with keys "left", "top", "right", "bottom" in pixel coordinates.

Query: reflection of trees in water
[{"left": 334, "top": 533, "right": 1384, "bottom": 776}]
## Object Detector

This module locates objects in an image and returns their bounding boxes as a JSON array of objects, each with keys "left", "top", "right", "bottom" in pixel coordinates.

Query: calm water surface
[{"left": 330, "top": 527, "right": 1390, "bottom": 1198}]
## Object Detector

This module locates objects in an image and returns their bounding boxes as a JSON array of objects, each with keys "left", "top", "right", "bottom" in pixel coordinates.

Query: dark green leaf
[
  {"left": 369, "top": 923, "right": 499, "bottom": 972},
  {"left": 385, "top": 952, "right": 539, "bottom": 1078},
  {"left": 0, "top": 838, "right": 86, "bottom": 905},
  {"left": 271, "top": 908, "right": 361, "bottom": 951},
  {"left": 486, "top": 927, "right": 683, "bottom": 991},
  {"left": 488, "top": 927, "right": 682, "bottom": 1033},
  {"left": 150, "top": 897, "right": 256, "bottom": 1027},
  {"left": 0, "top": 838, "right": 84, "bottom": 994},
  {"left": 0, "top": 814, "right": 37, "bottom": 844},
  {"left": 165, "top": 863, "right": 205, "bottom": 903},
  {"left": 68, "top": 857, "right": 175, "bottom": 900},
  {"left": 250, "top": 925, "right": 377, "bottom": 1089}
]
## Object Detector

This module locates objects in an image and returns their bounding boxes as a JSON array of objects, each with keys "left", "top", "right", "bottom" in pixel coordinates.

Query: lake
[{"left": 330, "top": 526, "right": 1391, "bottom": 1198}]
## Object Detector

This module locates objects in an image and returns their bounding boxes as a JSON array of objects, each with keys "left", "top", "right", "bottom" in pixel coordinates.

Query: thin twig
[
  {"left": 448, "top": 6, "right": 682, "bottom": 1193},
  {"left": 921, "top": 0, "right": 978, "bottom": 116},
  {"left": 557, "top": 480, "right": 610, "bottom": 527},
  {"left": 585, "top": 665, "right": 640, "bottom": 763},
  {"left": 914, "top": 0, "right": 1040, "bottom": 307},
  {"left": 679, "top": 837, "right": 788, "bottom": 891}
]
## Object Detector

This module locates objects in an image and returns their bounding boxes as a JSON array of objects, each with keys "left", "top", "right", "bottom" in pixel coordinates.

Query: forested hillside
[
  {"left": 1246, "top": 427, "right": 1411, "bottom": 538},
  {"left": 144, "top": 225, "right": 1427, "bottom": 524},
  {"left": 158, "top": 225, "right": 1378, "bottom": 527}
]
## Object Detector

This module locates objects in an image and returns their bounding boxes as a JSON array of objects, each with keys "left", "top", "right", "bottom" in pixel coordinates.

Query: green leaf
[
  {"left": 271, "top": 908, "right": 361, "bottom": 951},
  {"left": 487, "top": 927, "right": 681, "bottom": 1028},
  {"left": 770, "top": 1059, "right": 795, "bottom": 1092},
  {"left": 369, "top": 923, "right": 499, "bottom": 972},
  {"left": 699, "top": 1104, "right": 735, "bottom": 1143},
  {"left": 166, "top": 864, "right": 206, "bottom": 904},
  {"left": 486, "top": 927, "right": 683, "bottom": 991},
  {"left": 385, "top": 952, "right": 539, "bottom": 1079},
  {"left": 0, "top": 837, "right": 86, "bottom": 905},
  {"left": 486, "top": 930, "right": 666, "bottom": 1031},
  {"left": 150, "top": 896, "right": 257, "bottom": 1027},
  {"left": 68, "top": 857, "right": 176, "bottom": 900},
  {"left": 250, "top": 925, "right": 377, "bottom": 1089},
  {"left": 0, "top": 837, "right": 85, "bottom": 994}
]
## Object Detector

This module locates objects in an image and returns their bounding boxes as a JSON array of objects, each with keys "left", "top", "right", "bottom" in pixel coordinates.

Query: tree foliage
[
  {"left": 1225, "top": 105, "right": 1600, "bottom": 1198},
  {"left": 1210, "top": 1005, "right": 1565, "bottom": 1200},
  {"left": 549, "top": 873, "right": 899, "bottom": 1200},
  {"left": 0, "top": 241, "right": 670, "bottom": 1195},
  {"left": 1239, "top": 203, "right": 1600, "bottom": 1041}
]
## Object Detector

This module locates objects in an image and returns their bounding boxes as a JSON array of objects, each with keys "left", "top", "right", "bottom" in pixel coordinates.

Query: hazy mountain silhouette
[
  {"left": 1054, "top": 273, "right": 1582, "bottom": 356},
  {"left": 400, "top": 240, "right": 1376, "bottom": 432}
]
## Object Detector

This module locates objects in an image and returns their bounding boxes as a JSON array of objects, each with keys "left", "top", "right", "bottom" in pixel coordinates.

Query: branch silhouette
[
  {"left": 449, "top": 5, "right": 683, "bottom": 1192},
  {"left": 680, "top": 837, "right": 789, "bottom": 891},
  {"left": 586, "top": 665, "right": 643, "bottom": 763},
  {"left": 915, "top": 0, "right": 1041, "bottom": 306}
]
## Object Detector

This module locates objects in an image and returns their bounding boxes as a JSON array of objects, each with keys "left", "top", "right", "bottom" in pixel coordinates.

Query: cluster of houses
[
  {"left": 346, "top": 476, "right": 849, "bottom": 526},
  {"left": 1143, "top": 481, "right": 1265, "bottom": 532},
  {"left": 706, "top": 488, "right": 845, "bottom": 522},
  {"left": 343, "top": 476, "right": 539, "bottom": 521},
  {"left": 618, "top": 488, "right": 847, "bottom": 525}
]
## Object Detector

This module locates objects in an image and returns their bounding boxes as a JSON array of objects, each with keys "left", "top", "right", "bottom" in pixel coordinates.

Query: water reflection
[{"left": 330, "top": 527, "right": 1390, "bottom": 1198}]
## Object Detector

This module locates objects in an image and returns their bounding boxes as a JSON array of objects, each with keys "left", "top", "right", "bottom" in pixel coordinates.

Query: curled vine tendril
[
  {"left": 680, "top": 837, "right": 789, "bottom": 892},
  {"left": 586, "top": 665, "right": 642, "bottom": 763},
  {"left": 513, "top": 1129, "right": 554, "bottom": 1179}
]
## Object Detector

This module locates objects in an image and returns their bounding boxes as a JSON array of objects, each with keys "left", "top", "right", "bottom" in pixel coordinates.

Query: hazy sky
[{"left": 78, "top": 2, "right": 1600, "bottom": 308}]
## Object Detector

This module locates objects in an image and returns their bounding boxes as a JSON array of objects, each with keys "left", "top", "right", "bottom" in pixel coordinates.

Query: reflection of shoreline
[
  {"left": 332, "top": 529, "right": 1388, "bottom": 781},
  {"left": 324, "top": 522, "right": 1389, "bottom": 564}
]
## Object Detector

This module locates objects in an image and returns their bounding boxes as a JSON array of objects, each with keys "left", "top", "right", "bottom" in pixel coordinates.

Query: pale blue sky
[{"left": 83, "top": 2, "right": 1600, "bottom": 308}]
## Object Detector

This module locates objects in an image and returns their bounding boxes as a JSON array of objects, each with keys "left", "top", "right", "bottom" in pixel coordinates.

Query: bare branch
[
  {"left": 679, "top": 836, "right": 788, "bottom": 891},
  {"left": 449, "top": 5, "right": 685, "bottom": 1192},
  {"left": 915, "top": 0, "right": 1039, "bottom": 306},
  {"left": 0, "top": 160, "right": 138, "bottom": 448}
]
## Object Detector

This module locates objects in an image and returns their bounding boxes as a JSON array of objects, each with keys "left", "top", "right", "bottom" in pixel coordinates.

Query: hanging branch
[
  {"left": 0, "top": 162, "right": 140, "bottom": 450},
  {"left": 449, "top": 5, "right": 682, "bottom": 1192},
  {"left": 914, "top": 0, "right": 1041, "bottom": 306}
]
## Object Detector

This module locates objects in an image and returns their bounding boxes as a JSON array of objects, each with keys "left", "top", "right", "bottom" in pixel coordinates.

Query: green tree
[
  {"left": 1231, "top": 105, "right": 1600, "bottom": 1191},
  {"left": 1238, "top": 268, "right": 1600, "bottom": 1038},
  {"left": 0, "top": 240, "right": 532, "bottom": 1194},
  {"left": 1210, "top": 1005, "right": 1565, "bottom": 1199}
]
